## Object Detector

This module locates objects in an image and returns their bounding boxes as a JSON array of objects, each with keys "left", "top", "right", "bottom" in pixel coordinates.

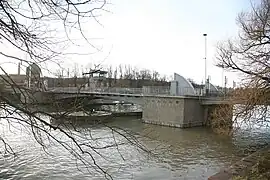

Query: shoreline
[{"left": 208, "top": 144, "right": 270, "bottom": 180}]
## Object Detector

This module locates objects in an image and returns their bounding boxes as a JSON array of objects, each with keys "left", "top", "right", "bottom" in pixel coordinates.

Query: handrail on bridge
[{"left": 46, "top": 86, "right": 228, "bottom": 97}]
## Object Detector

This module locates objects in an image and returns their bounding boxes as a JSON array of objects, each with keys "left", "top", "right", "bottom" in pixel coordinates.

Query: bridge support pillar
[{"left": 142, "top": 97, "right": 205, "bottom": 128}]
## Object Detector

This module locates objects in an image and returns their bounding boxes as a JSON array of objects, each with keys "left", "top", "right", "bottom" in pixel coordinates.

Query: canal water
[{"left": 0, "top": 108, "right": 269, "bottom": 179}]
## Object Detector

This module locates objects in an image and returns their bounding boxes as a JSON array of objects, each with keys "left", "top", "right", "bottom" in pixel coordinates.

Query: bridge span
[
  {"left": 32, "top": 87, "right": 233, "bottom": 129},
  {"left": 45, "top": 87, "right": 230, "bottom": 105}
]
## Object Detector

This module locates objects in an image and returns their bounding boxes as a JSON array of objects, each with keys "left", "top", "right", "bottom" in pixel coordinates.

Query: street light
[
  {"left": 221, "top": 64, "right": 224, "bottom": 91},
  {"left": 203, "top": 33, "right": 207, "bottom": 94}
]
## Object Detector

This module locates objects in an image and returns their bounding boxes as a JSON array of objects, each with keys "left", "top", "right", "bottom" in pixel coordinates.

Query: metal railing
[
  {"left": 94, "top": 87, "right": 143, "bottom": 94},
  {"left": 47, "top": 87, "right": 143, "bottom": 94},
  {"left": 46, "top": 86, "right": 228, "bottom": 97},
  {"left": 47, "top": 87, "right": 81, "bottom": 92},
  {"left": 142, "top": 86, "right": 170, "bottom": 95}
]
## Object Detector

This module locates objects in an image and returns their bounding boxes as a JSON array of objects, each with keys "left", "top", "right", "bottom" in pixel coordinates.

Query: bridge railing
[
  {"left": 173, "top": 87, "right": 228, "bottom": 97},
  {"left": 47, "top": 87, "right": 82, "bottom": 92},
  {"left": 93, "top": 87, "right": 143, "bottom": 94},
  {"left": 47, "top": 86, "right": 228, "bottom": 97},
  {"left": 47, "top": 87, "right": 143, "bottom": 94},
  {"left": 142, "top": 86, "right": 170, "bottom": 95},
  {"left": 48, "top": 86, "right": 171, "bottom": 95}
]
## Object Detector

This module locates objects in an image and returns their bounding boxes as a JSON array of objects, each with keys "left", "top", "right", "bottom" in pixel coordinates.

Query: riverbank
[{"left": 208, "top": 144, "right": 270, "bottom": 180}]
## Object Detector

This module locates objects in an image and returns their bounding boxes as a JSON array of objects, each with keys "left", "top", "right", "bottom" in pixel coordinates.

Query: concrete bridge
[
  {"left": 8, "top": 72, "right": 231, "bottom": 129},
  {"left": 3, "top": 71, "right": 234, "bottom": 129},
  {"left": 35, "top": 85, "right": 232, "bottom": 129},
  {"left": 44, "top": 86, "right": 230, "bottom": 106}
]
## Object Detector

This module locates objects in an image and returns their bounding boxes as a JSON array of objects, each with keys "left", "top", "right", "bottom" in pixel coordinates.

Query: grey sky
[
  {"left": 99, "top": 0, "right": 251, "bottom": 87},
  {"left": 1, "top": 0, "right": 252, "bottom": 87}
]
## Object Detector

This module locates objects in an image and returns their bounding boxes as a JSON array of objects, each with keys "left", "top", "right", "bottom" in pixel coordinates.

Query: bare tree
[
  {"left": 123, "top": 65, "right": 134, "bottom": 87},
  {"left": 0, "top": 1, "right": 153, "bottom": 179},
  {"left": 113, "top": 66, "right": 118, "bottom": 85},
  {"left": 216, "top": 0, "right": 270, "bottom": 133},
  {"left": 118, "top": 64, "right": 123, "bottom": 80},
  {"left": 160, "top": 75, "right": 167, "bottom": 82},
  {"left": 139, "top": 69, "right": 151, "bottom": 80},
  {"left": 107, "top": 65, "right": 113, "bottom": 87},
  {"left": 152, "top": 71, "right": 160, "bottom": 82},
  {"left": 54, "top": 69, "right": 63, "bottom": 78},
  {"left": 72, "top": 63, "right": 80, "bottom": 78},
  {"left": 132, "top": 66, "right": 137, "bottom": 80},
  {"left": 124, "top": 65, "right": 132, "bottom": 80}
]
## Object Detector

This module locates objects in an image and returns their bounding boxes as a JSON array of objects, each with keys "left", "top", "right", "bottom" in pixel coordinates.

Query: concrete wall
[
  {"left": 142, "top": 96, "right": 232, "bottom": 128},
  {"left": 143, "top": 96, "right": 206, "bottom": 128},
  {"left": 142, "top": 97, "right": 185, "bottom": 127},
  {"left": 182, "top": 98, "right": 205, "bottom": 127}
]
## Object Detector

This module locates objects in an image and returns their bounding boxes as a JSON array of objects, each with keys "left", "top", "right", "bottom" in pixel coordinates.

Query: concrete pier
[{"left": 142, "top": 96, "right": 222, "bottom": 128}]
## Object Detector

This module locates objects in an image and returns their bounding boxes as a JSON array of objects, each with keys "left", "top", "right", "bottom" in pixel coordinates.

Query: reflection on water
[{"left": 0, "top": 114, "right": 270, "bottom": 179}]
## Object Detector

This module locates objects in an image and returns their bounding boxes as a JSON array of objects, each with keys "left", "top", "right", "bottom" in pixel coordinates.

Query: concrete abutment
[{"left": 142, "top": 96, "right": 233, "bottom": 129}]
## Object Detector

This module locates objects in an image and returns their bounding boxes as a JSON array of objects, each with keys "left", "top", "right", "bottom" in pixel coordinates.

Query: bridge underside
[{"left": 47, "top": 93, "right": 144, "bottom": 105}]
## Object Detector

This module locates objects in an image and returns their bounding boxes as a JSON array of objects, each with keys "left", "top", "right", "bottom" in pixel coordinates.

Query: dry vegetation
[
  {"left": 232, "top": 151, "right": 270, "bottom": 180},
  {"left": 213, "top": 0, "right": 270, "bottom": 133},
  {"left": 213, "top": 0, "right": 270, "bottom": 177},
  {"left": 0, "top": 0, "right": 156, "bottom": 179}
]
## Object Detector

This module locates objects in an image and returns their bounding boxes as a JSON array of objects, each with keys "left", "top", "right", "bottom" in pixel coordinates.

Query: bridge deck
[{"left": 46, "top": 89, "right": 231, "bottom": 105}]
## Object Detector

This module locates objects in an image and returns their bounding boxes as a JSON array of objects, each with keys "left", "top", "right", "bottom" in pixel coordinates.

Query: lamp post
[
  {"left": 203, "top": 33, "right": 207, "bottom": 94},
  {"left": 221, "top": 64, "right": 224, "bottom": 92},
  {"left": 224, "top": 76, "right": 228, "bottom": 96}
]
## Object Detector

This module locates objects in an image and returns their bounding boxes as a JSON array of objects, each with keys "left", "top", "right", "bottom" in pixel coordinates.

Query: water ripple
[{"left": 0, "top": 118, "right": 269, "bottom": 179}]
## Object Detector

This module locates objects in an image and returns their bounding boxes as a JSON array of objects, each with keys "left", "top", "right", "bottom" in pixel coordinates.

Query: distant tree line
[
  {"left": 52, "top": 64, "right": 170, "bottom": 88},
  {"left": 105, "top": 64, "right": 169, "bottom": 88}
]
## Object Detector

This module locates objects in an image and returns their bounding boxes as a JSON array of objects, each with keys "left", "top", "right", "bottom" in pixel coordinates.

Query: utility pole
[
  {"left": 25, "top": 54, "right": 31, "bottom": 88},
  {"left": 222, "top": 66, "right": 224, "bottom": 90},
  {"left": 224, "top": 76, "right": 227, "bottom": 96},
  {"left": 18, "top": 60, "right": 22, "bottom": 75},
  {"left": 203, "top": 33, "right": 208, "bottom": 95}
]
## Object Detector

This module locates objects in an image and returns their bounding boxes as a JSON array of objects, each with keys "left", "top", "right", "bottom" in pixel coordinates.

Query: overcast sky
[
  {"left": 1, "top": 0, "right": 252, "bottom": 87},
  {"left": 97, "top": 0, "right": 252, "bottom": 87}
]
